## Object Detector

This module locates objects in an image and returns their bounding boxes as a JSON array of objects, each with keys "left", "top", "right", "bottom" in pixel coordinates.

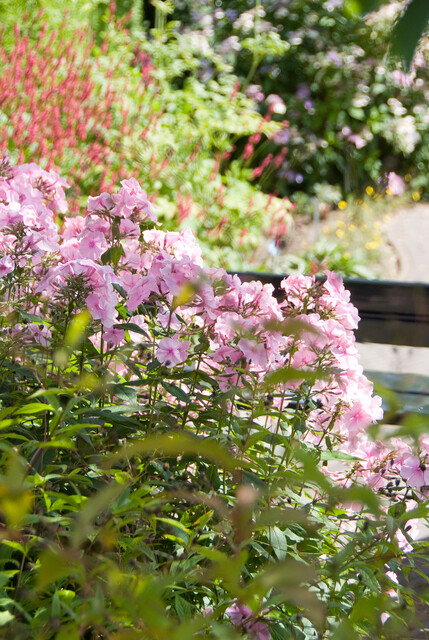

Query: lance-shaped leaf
[
  {"left": 391, "top": 0, "right": 429, "bottom": 69},
  {"left": 104, "top": 431, "right": 243, "bottom": 472}
]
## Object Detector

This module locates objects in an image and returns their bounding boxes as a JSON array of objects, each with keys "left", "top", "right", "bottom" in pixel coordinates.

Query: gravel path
[{"left": 382, "top": 203, "right": 429, "bottom": 283}]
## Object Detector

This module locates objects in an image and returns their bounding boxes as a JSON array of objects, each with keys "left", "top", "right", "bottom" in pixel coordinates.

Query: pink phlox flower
[
  {"left": 0, "top": 201, "right": 22, "bottom": 228},
  {"left": 121, "top": 240, "right": 148, "bottom": 270},
  {"left": 142, "top": 228, "right": 167, "bottom": 249},
  {"left": 249, "top": 620, "right": 271, "bottom": 640},
  {"left": 280, "top": 273, "right": 315, "bottom": 309},
  {"left": 126, "top": 273, "right": 160, "bottom": 312},
  {"left": 13, "top": 163, "right": 69, "bottom": 213},
  {"left": 320, "top": 271, "right": 359, "bottom": 330},
  {"left": 119, "top": 218, "right": 140, "bottom": 238},
  {"left": 297, "top": 314, "right": 330, "bottom": 349},
  {"left": 102, "top": 327, "right": 125, "bottom": 347},
  {"left": 157, "top": 308, "right": 183, "bottom": 331},
  {"left": 400, "top": 455, "right": 429, "bottom": 489},
  {"left": 170, "top": 228, "right": 203, "bottom": 265},
  {"left": 396, "top": 513, "right": 418, "bottom": 552},
  {"left": 210, "top": 344, "right": 242, "bottom": 366},
  {"left": 87, "top": 192, "right": 114, "bottom": 213},
  {"left": 83, "top": 214, "right": 110, "bottom": 235},
  {"left": 112, "top": 178, "right": 157, "bottom": 223},
  {"left": 78, "top": 230, "right": 109, "bottom": 261},
  {"left": 156, "top": 336, "right": 190, "bottom": 367},
  {"left": 214, "top": 312, "right": 243, "bottom": 342},
  {"left": 62, "top": 216, "right": 85, "bottom": 240},
  {"left": 193, "top": 282, "right": 220, "bottom": 321},
  {"left": 419, "top": 435, "right": 429, "bottom": 456},
  {"left": 386, "top": 171, "right": 405, "bottom": 196},
  {"left": 26, "top": 322, "right": 52, "bottom": 347},
  {"left": 389, "top": 437, "right": 412, "bottom": 465},
  {"left": 59, "top": 238, "right": 81, "bottom": 261},
  {"left": 0, "top": 255, "right": 14, "bottom": 276},
  {"left": 343, "top": 396, "right": 382, "bottom": 439},
  {"left": 216, "top": 367, "right": 242, "bottom": 391},
  {"left": 237, "top": 337, "right": 269, "bottom": 369},
  {"left": 159, "top": 259, "right": 198, "bottom": 298},
  {"left": 290, "top": 343, "right": 318, "bottom": 368},
  {"left": 37, "top": 259, "right": 119, "bottom": 328},
  {"left": 86, "top": 289, "right": 118, "bottom": 328},
  {"left": 0, "top": 182, "right": 19, "bottom": 206}
]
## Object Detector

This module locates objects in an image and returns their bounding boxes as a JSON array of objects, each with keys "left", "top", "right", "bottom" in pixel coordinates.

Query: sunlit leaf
[{"left": 104, "top": 431, "right": 243, "bottom": 472}]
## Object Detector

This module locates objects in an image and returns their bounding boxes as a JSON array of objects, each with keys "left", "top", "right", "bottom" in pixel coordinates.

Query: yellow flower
[
  {"left": 412, "top": 192, "right": 421, "bottom": 202},
  {"left": 336, "top": 229, "right": 344, "bottom": 238},
  {"left": 365, "top": 240, "right": 380, "bottom": 250},
  {"left": 338, "top": 200, "right": 347, "bottom": 210},
  {"left": 365, "top": 186, "right": 374, "bottom": 196}
]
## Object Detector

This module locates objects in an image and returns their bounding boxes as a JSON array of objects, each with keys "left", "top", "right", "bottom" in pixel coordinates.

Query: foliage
[
  {"left": 348, "top": 0, "right": 429, "bottom": 68},
  {"left": 173, "top": 0, "right": 429, "bottom": 202},
  {"left": 0, "top": 158, "right": 428, "bottom": 638},
  {"left": 0, "top": 11, "right": 292, "bottom": 270}
]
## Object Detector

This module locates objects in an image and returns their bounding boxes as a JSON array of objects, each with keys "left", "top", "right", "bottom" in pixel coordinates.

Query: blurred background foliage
[{"left": 0, "top": 0, "right": 428, "bottom": 276}]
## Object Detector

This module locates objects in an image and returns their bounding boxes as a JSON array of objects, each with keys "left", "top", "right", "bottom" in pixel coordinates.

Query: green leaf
[
  {"left": 0, "top": 610, "right": 14, "bottom": 626},
  {"left": 270, "top": 623, "right": 292, "bottom": 640},
  {"left": 263, "top": 367, "right": 325, "bottom": 389},
  {"left": 344, "top": 0, "right": 383, "bottom": 16},
  {"left": 12, "top": 403, "right": 53, "bottom": 416},
  {"left": 104, "top": 431, "right": 242, "bottom": 472},
  {"left": 320, "top": 451, "right": 359, "bottom": 462},
  {"left": 254, "top": 507, "right": 313, "bottom": 530},
  {"left": 55, "top": 624, "right": 80, "bottom": 640},
  {"left": 348, "top": 106, "right": 365, "bottom": 121},
  {"left": 161, "top": 381, "right": 191, "bottom": 403},
  {"left": 391, "top": 0, "right": 429, "bottom": 69},
  {"left": 37, "top": 548, "right": 81, "bottom": 590},
  {"left": 175, "top": 594, "right": 193, "bottom": 620},
  {"left": 71, "top": 483, "right": 126, "bottom": 548},
  {"left": 64, "top": 310, "right": 92, "bottom": 349}
]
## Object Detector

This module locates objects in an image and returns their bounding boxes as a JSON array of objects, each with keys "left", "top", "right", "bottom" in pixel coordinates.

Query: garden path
[
  {"left": 358, "top": 202, "right": 429, "bottom": 378},
  {"left": 357, "top": 203, "right": 429, "bottom": 548},
  {"left": 382, "top": 202, "right": 429, "bottom": 283}
]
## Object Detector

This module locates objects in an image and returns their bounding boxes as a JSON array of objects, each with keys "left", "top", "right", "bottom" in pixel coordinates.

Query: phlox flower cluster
[{"left": 0, "top": 155, "right": 425, "bottom": 547}]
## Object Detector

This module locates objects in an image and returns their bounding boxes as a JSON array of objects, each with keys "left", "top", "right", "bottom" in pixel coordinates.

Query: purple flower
[
  {"left": 226, "top": 602, "right": 271, "bottom": 640},
  {"left": 273, "top": 128, "right": 290, "bottom": 145},
  {"left": 296, "top": 83, "right": 311, "bottom": 101},
  {"left": 225, "top": 9, "right": 238, "bottom": 22},
  {"left": 225, "top": 602, "right": 252, "bottom": 626},
  {"left": 245, "top": 84, "right": 265, "bottom": 103},
  {"left": 326, "top": 51, "right": 343, "bottom": 67}
]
